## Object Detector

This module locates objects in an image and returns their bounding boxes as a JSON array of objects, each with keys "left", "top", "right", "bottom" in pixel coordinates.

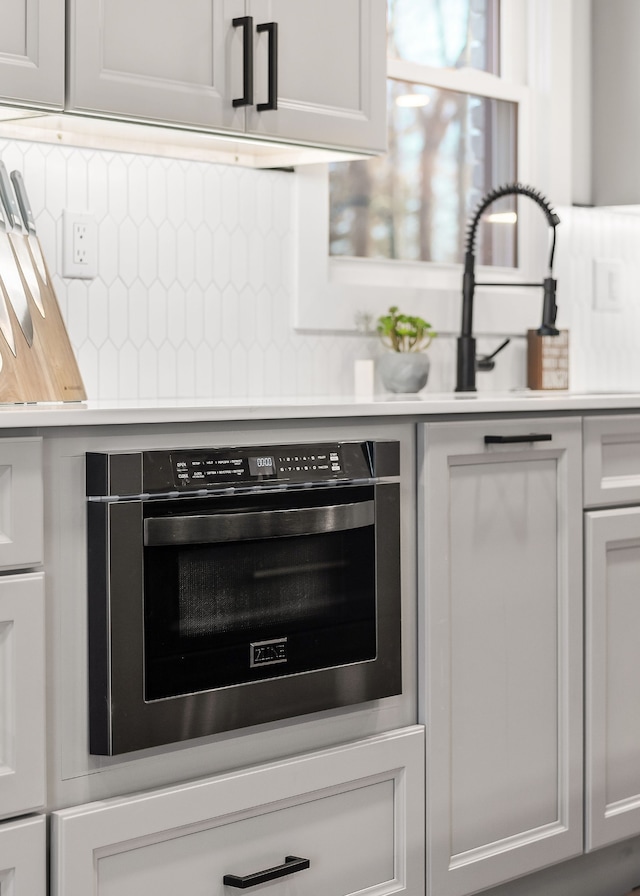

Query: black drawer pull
[
  {"left": 256, "top": 21, "right": 278, "bottom": 111},
  {"left": 232, "top": 16, "right": 254, "bottom": 107},
  {"left": 484, "top": 433, "right": 553, "bottom": 445},
  {"left": 223, "top": 855, "right": 310, "bottom": 889}
]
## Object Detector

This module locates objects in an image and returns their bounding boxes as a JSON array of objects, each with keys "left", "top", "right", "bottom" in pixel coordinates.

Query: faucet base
[{"left": 455, "top": 336, "right": 477, "bottom": 392}]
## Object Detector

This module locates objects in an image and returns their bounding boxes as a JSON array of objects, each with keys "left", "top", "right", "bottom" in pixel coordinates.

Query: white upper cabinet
[
  {"left": 591, "top": 0, "right": 640, "bottom": 205},
  {"left": 67, "top": 0, "right": 386, "bottom": 154},
  {"left": 0, "top": 0, "right": 64, "bottom": 110},
  {"left": 245, "top": 0, "right": 386, "bottom": 152}
]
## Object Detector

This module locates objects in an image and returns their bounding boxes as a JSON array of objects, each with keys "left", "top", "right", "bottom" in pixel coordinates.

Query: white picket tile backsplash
[
  {"left": 555, "top": 205, "right": 640, "bottom": 393},
  {"left": 1, "top": 136, "right": 639, "bottom": 400}
]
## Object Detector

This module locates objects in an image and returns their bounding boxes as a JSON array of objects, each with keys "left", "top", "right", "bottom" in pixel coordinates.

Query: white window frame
[{"left": 293, "top": 0, "right": 571, "bottom": 338}]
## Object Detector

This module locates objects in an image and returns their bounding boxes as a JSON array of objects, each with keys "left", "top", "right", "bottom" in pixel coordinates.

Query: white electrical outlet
[
  {"left": 62, "top": 211, "right": 98, "bottom": 279},
  {"left": 593, "top": 258, "right": 623, "bottom": 312}
]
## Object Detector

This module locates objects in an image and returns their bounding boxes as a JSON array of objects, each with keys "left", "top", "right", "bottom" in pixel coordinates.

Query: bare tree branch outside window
[{"left": 329, "top": 0, "right": 516, "bottom": 269}]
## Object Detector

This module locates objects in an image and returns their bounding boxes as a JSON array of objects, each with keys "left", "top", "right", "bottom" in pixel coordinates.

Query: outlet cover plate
[
  {"left": 593, "top": 258, "right": 623, "bottom": 312},
  {"left": 62, "top": 211, "right": 98, "bottom": 279}
]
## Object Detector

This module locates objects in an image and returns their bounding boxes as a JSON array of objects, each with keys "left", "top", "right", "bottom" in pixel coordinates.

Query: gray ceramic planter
[{"left": 378, "top": 352, "right": 430, "bottom": 393}]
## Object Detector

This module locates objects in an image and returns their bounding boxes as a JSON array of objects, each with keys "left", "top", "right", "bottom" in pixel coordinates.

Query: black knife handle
[
  {"left": 233, "top": 16, "right": 254, "bottom": 107},
  {"left": 484, "top": 433, "right": 553, "bottom": 445},
  {"left": 256, "top": 21, "right": 278, "bottom": 111},
  {"left": 223, "top": 855, "right": 310, "bottom": 889}
]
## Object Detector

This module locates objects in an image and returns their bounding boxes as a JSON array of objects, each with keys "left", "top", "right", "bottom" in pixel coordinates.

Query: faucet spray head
[{"left": 537, "top": 277, "right": 559, "bottom": 336}]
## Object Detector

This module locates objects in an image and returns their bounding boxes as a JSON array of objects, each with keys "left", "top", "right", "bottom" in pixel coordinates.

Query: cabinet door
[
  {"left": 419, "top": 418, "right": 583, "bottom": 896},
  {"left": 67, "top": 0, "right": 245, "bottom": 131},
  {"left": 0, "top": 0, "right": 64, "bottom": 110},
  {"left": 592, "top": 0, "right": 640, "bottom": 205},
  {"left": 51, "top": 726, "right": 425, "bottom": 896},
  {"left": 246, "top": 0, "right": 386, "bottom": 153},
  {"left": 0, "top": 573, "right": 45, "bottom": 820},
  {"left": 0, "top": 815, "right": 46, "bottom": 895},
  {"left": 585, "top": 506, "right": 640, "bottom": 849},
  {"left": 0, "top": 438, "right": 42, "bottom": 571}
]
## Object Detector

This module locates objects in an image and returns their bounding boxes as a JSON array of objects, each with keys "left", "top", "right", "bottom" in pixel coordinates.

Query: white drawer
[
  {"left": 584, "top": 415, "right": 640, "bottom": 507},
  {"left": 52, "top": 726, "right": 425, "bottom": 896},
  {"left": 0, "top": 815, "right": 46, "bottom": 895},
  {"left": 0, "top": 438, "right": 42, "bottom": 569},
  {"left": 0, "top": 572, "right": 45, "bottom": 820}
]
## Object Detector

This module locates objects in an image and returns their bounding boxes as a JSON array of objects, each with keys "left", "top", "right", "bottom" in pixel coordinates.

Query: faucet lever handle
[{"left": 476, "top": 338, "right": 511, "bottom": 372}]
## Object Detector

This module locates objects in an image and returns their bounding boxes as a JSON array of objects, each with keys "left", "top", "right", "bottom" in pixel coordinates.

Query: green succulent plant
[{"left": 376, "top": 306, "right": 436, "bottom": 353}]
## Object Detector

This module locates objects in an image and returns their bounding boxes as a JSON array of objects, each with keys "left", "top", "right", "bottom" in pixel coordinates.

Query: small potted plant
[{"left": 376, "top": 305, "right": 436, "bottom": 393}]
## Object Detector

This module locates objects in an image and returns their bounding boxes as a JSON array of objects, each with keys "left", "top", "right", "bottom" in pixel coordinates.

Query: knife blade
[
  {"left": 0, "top": 161, "right": 44, "bottom": 318},
  {"left": 0, "top": 199, "right": 33, "bottom": 347},
  {"left": 0, "top": 280, "right": 16, "bottom": 356},
  {"left": 10, "top": 170, "right": 48, "bottom": 289}
]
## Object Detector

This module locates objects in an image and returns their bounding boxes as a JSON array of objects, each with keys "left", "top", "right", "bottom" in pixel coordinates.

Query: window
[
  {"left": 329, "top": 0, "right": 519, "bottom": 269},
  {"left": 387, "top": 0, "right": 500, "bottom": 71},
  {"left": 293, "top": 0, "right": 569, "bottom": 337}
]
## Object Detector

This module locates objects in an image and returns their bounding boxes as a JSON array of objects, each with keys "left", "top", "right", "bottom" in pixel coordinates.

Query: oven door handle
[{"left": 143, "top": 500, "right": 375, "bottom": 546}]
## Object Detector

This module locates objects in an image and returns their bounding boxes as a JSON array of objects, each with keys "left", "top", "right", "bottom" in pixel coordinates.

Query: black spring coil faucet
[{"left": 456, "top": 182, "right": 561, "bottom": 392}]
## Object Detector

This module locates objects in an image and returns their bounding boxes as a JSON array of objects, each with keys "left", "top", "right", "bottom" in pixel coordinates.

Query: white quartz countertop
[{"left": 0, "top": 391, "right": 639, "bottom": 429}]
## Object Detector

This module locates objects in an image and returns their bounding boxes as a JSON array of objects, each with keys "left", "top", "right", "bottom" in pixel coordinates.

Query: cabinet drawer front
[
  {"left": 0, "top": 815, "right": 46, "bottom": 895},
  {"left": 0, "top": 573, "right": 45, "bottom": 819},
  {"left": 0, "top": 438, "right": 43, "bottom": 569},
  {"left": 584, "top": 415, "right": 640, "bottom": 506},
  {"left": 52, "top": 726, "right": 425, "bottom": 896}
]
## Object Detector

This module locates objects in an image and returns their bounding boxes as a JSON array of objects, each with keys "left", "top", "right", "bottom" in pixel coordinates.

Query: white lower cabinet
[
  {"left": 420, "top": 418, "right": 584, "bottom": 896},
  {"left": 583, "top": 414, "right": 640, "bottom": 850},
  {"left": 0, "top": 438, "right": 43, "bottom": 570},
  {"left": 51, "top": 725, "right": 425, "bottom": 895},
  {"left": 585, "top": 505, "right": 640, "bottom": 849},
  {"left": 0, "top": 814, "right": 46, "bottom": 895},
  {"left": 0, "top": 572, "right": 45, "bottom": 820}
]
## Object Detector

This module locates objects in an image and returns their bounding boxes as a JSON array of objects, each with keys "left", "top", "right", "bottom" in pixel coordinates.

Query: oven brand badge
[{"left": 250, "top": 637, "right": 288, "bottom": 668}]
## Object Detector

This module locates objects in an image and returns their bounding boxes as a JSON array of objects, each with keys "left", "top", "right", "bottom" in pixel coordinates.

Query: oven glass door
[{"left": 142, "top": 485, "right": 376, "bottom": 701}]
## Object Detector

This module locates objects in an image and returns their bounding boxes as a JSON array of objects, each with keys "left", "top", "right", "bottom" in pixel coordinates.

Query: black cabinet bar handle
[
  {"left": 232, "top": 16, "right": 254, "bottom": 107},
  {"left": 256, "top": 21, "right": 278, "bottom": 111},
  {"left": 484, "top": 433, "right": 553, "bottom": 445},
  {"left": 223, "top": 855, "right": 310, "bottom": 889}
]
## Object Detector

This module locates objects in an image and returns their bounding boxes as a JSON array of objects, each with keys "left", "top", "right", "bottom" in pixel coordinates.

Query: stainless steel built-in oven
[{"left": 86, "top": 440, "right": 402, "bottom": 755}]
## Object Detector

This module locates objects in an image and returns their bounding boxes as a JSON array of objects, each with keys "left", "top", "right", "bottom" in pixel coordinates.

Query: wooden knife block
[
  {"left": 527, "top": 329, "right": 569, "bottom": 391},
  {"left": 0, "top": 246, "right": 86, "bottom": 403}
]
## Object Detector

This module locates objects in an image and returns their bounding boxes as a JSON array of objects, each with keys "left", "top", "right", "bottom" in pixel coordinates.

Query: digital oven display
[{"left": 248, "top": 456, "right": 276, "bottom": 477}]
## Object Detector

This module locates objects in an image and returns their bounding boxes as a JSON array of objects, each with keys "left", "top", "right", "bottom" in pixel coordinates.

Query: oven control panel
[
  {"left": 169, "top": 444, "right": 357, "bottom": 489},
  {"left": 86, "top": 441, "right": 399, "bottom": 497}
]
